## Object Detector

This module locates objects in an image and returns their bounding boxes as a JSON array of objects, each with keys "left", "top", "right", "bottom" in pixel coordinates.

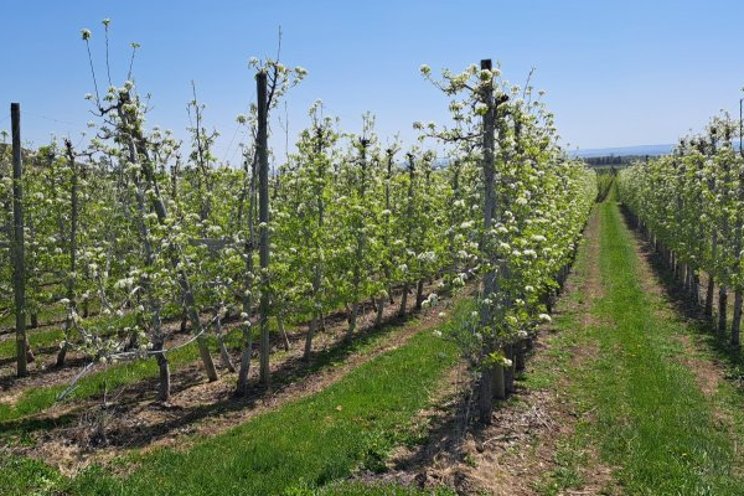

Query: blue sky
[{"left": 2, "top": 0, "right": 743, "bottom": 161}]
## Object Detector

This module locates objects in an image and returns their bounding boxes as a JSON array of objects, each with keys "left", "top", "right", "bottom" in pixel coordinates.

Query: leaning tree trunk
[
  {"left": 399, "top": 154, "right": 417, "bottom": 319},
  {"left": 131, "top": 164, "right": 170, "bottom": 401},
  {"left": 57, "top": 140, "right": 78, "bottom": 368},
  {"left": 236, "top": 148, "right": 257, "bottom": 396},
  {"left": 216, "top": 314, "right": 236, "bottom": 373},
  {"left": 277, "top": 310, "right": 290, "bottom": 352},
  {"left": 303, "top": 124, "right": 328, "bottom": 359},
  {"left": 119, "top": 95, "right": 218, "bottom": 382},
  {"left": 348, "top": 139, "right": 369, "bottom": 338}
]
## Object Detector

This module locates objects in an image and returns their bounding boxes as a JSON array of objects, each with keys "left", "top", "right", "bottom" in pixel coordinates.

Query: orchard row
[
  {"left": 619, "top": 113, "right": 744, "bottom": 345},
  {"left": 0, "top": 23, "right": 596, "bottom": 418}
]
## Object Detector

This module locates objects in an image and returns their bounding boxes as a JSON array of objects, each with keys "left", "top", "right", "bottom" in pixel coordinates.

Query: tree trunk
[
  {"left": 57, "top": 141, "right": 79, "bottom": 369},
  {"left": 515, "top": 339, "right": 526, "bottom": 372},
  {"left": 493, "top": 364, "right": 506, "bottom": 400},
  {"left": 478, "top": 365, "right": 494, "bottom": 424},
  {"left": 719, "top": 286, "right": 728, "bottom": 335},
  {"left": 188, "top": 305, "right": 218, "bottom": 382},
  {"left": 732, "top": 290, "right": 742, "bottom": 348},
  {"left": 216, "top": 316, "right": 236, "bottom": 373},
  {"left": 154, "top": 339, "right": 170, "bottom": 403},
  {"left": 504, "top": 345, "right": 515, "bottom": 394},
  {"left": 683, "top": 265, "right": 690, "bottom": 292},
  {"left": 731, "top": 166, "right": 744, "bottom": 346},
  {"left": 374, "top": 296, "right": 385, "bottom": 328},
  {"left": 236, "top": 139, "right": 259, "bottom": 396},
  {"left": 415, "top": 279, "right": 425, "bottom": 311},
  {"left": 56, "top": 342, "right": 68, "bottom": 368},
  {"left": 348, "top": 302, "right": 359, "bottom": 338},
  {"left": 690, "top": 272, "right": 700, "bottom": 306},
  {"left": 304, "top": 316, "right": 318, "bottom": 361},
  {"left": 347, "top": 139, "right": 369, "bottom": 340},
  {"left": 278, "top": 313, "right": 290, "bottom": 352},
  {"left": 477, "top": 59, "right": 499, "bottom": 421},
  {"left": 398, "top": 283, "right": 409, "bottom": 318},
  {"left": 236, "top": 323, "right": 253, "bottom": 396},
  {"left": 705, "top": 274, "right": 715, "bottom": 318}
]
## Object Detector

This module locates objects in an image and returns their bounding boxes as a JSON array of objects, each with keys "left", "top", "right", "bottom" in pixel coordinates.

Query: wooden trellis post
[
  {"left": 256, "top": 70, "right": 271, "bottom": 388},
  {"left": 11, "top": 103, "right": 28, "bottom": 377}
]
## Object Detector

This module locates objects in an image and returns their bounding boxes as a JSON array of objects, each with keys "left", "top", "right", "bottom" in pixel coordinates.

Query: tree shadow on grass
[{"left": 1, "top": 411, "right": 79, "bottom": 437}]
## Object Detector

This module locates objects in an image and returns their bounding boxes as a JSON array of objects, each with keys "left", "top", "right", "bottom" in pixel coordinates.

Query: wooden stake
[
  {"left": 256, "top": 71, "right": 271, "bottom": 388},
  {"left": 11, "top": 103, "right": 28, "bottom": 378}
]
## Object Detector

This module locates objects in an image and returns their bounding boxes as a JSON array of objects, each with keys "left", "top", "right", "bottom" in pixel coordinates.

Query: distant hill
[{"left": 572, "top": 144, "right": 674, "bottom": 158}]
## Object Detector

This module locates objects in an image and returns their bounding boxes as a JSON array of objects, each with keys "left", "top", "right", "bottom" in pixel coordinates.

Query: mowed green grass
[
  {"left": 0, "top": 326, "right": 64, "bottom": 359},
  {"left": 538, "top": 192, "right": 744, "bottom": 494},
  {"left": 0, "top": 301, "right": 466, "bottom": 496}
]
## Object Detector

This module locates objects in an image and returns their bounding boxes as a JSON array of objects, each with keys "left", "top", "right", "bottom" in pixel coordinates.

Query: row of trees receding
[
  {"left": 1, "top": 20, "right": 596, "bottom": 423},
  {"left": 619, "top": 111, "right": 744, "bottom": 347}
]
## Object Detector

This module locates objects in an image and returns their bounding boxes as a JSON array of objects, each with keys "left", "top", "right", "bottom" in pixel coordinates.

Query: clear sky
[{"left": 2, "top": 0, "right": 743, "bottom": 161}]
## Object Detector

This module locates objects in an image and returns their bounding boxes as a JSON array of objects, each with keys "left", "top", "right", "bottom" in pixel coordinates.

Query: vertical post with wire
[
  {"left": 256, "top": 71, "right": 271, "bottom": 388},
  {"left": 478, "top": 58, "right": 501, "bottom": 424},
  {"left": 11, "top": 103, "right": 28, "bottom": 377}
]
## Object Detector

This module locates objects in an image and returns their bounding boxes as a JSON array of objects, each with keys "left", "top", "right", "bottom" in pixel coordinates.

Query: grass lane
[
  {"left": 65, "top": 323, "right": 458, "bottom": 495},
  {"left": 0, "top": 300, "right": 469, "bottom": 496},
  {"left": 540, "top": 194, "right": 744, "bottom": 494}
]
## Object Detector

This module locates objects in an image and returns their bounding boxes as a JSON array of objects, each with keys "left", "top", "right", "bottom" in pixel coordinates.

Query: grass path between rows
[
  {"left": 538, "top": 192, "right": 744, "bottom": 495},
  {"left": 0, "top": 299, "right": 470, "bottom": 496}
]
